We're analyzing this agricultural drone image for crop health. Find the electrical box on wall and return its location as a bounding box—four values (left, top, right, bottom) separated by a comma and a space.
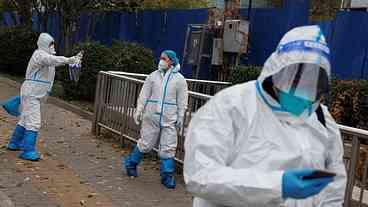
350, 0, 368, 8
185, 31, 202, 65
211, 38, 223, 65
223, 20, 249, 53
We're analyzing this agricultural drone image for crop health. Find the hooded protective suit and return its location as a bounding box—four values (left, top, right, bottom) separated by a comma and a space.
124, 53, 188, 189
7, 33, 79, 161
184, 25, 347, 207
136, 63, 188, 158
18, 33, 78, 131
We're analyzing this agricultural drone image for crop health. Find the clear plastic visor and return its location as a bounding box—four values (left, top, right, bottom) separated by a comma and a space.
272, 63, 329, 102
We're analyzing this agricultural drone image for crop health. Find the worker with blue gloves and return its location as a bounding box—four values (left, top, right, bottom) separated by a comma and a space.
184, 25, 347, 206
124, 50, 188, 189
2, 33, 81, 161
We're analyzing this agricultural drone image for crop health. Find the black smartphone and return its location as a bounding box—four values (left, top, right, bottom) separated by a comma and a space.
303, 170, 336, 180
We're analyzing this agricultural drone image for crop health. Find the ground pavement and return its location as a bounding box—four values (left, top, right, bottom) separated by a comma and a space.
0, 75, 192, 207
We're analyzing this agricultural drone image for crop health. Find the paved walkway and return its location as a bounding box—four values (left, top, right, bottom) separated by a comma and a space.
0, 75, 192, 207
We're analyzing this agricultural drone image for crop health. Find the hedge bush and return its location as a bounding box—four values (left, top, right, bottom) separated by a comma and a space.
110, 40, 155, 74
0, 26, 39, 75
330, 79, 368, 130
230, 65, 262, 85
59, 40, 156, 101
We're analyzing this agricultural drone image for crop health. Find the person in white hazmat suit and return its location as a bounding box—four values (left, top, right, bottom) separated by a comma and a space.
124, 50, 188, 189
184, 25, 347, 207
6, 33, 82, 161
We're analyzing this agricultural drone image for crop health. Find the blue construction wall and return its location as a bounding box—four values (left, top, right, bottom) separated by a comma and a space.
1, 0, 368, 79
35, 9, 208, 78
1, 12, 19, 27
1, 3, 309, 79
247, 0, 310, 65
316, 11, 368, 79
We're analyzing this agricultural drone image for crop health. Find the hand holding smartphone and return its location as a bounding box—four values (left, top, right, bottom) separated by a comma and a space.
303, 170, 336, 180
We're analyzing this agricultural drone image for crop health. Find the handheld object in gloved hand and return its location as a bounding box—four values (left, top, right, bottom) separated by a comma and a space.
282, 169, 334, 199
302, 170, 336, 180
68, 50, 84, 83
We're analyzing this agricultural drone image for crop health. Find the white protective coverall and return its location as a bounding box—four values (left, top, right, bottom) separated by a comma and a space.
184, 25, 347, 207
136, 64, 188, 158
18, 33, 78, 131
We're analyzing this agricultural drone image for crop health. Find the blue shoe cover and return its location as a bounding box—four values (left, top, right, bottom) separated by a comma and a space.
20, 151, 40, 161
1, 96, 21, 117
19, 130, 40, 161
160, 158, 176, 189
7, 124, 25, 151
124, 146, 143, 177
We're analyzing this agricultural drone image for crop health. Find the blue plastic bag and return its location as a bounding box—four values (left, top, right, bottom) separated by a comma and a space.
68, 52, 83, 83
68, 63, 82, 83
1, 96, 21, 117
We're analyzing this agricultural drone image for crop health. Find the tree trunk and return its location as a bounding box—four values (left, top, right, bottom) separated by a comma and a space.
15, 0, 32, 25
64, 28, 72, 55
62, 22, 73, 56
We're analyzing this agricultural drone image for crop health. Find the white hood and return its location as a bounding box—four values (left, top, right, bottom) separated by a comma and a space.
256, 25, 331, 122
37, 33, 55, 54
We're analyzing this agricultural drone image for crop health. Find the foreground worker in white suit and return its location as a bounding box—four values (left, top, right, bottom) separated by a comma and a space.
3, 33, 82, 161
184, 25, 347, 206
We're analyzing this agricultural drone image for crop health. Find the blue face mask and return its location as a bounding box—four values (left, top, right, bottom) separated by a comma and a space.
278, 90, 313, 117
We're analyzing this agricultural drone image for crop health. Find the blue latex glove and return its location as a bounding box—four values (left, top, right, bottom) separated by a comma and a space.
282, 169, 333, 199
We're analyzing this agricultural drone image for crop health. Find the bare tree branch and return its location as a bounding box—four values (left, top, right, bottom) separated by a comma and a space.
9, 0, 18, 9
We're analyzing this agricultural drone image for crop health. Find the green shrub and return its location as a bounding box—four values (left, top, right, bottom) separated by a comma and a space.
110, 40, 155, 74
59, 40, 156, 101
330, 79, 368, 130
0, 26, 38, 76
231, 65, 262, 85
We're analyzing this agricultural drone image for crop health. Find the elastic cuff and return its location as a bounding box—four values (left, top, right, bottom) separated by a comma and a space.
271, 170, 285, 201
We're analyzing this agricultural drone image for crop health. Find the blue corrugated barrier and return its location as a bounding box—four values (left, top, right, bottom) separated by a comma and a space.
1, 0, 368, 79
0, 6, 308, 78
328, 11, 368, 79
247, 0, 309, 66
315, 11, 368, 79
2, 12, 18, 26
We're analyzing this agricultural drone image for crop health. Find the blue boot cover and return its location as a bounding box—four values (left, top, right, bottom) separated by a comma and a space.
160, 158, 176, 189
124, 146, 143, 177
7, 124, 25, 151
1, 96, 21, 117
19, 130, 40, 161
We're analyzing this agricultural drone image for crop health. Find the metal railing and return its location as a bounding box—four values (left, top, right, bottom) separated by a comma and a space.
92, 71, 368, 206
340, 125, 368, 207
92, 71, 212, 164
108, 71, 231, 96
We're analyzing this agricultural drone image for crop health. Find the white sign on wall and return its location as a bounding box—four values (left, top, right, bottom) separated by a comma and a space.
351, 0, 368, 8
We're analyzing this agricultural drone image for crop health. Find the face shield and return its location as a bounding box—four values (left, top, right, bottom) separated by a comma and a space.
272, 63, 329, 116
273, 63, 329, 102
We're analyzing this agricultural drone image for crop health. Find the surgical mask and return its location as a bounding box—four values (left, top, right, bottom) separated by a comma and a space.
158, 60, 169, 71
278, 90, 313, 117
49, 45, 56, 55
